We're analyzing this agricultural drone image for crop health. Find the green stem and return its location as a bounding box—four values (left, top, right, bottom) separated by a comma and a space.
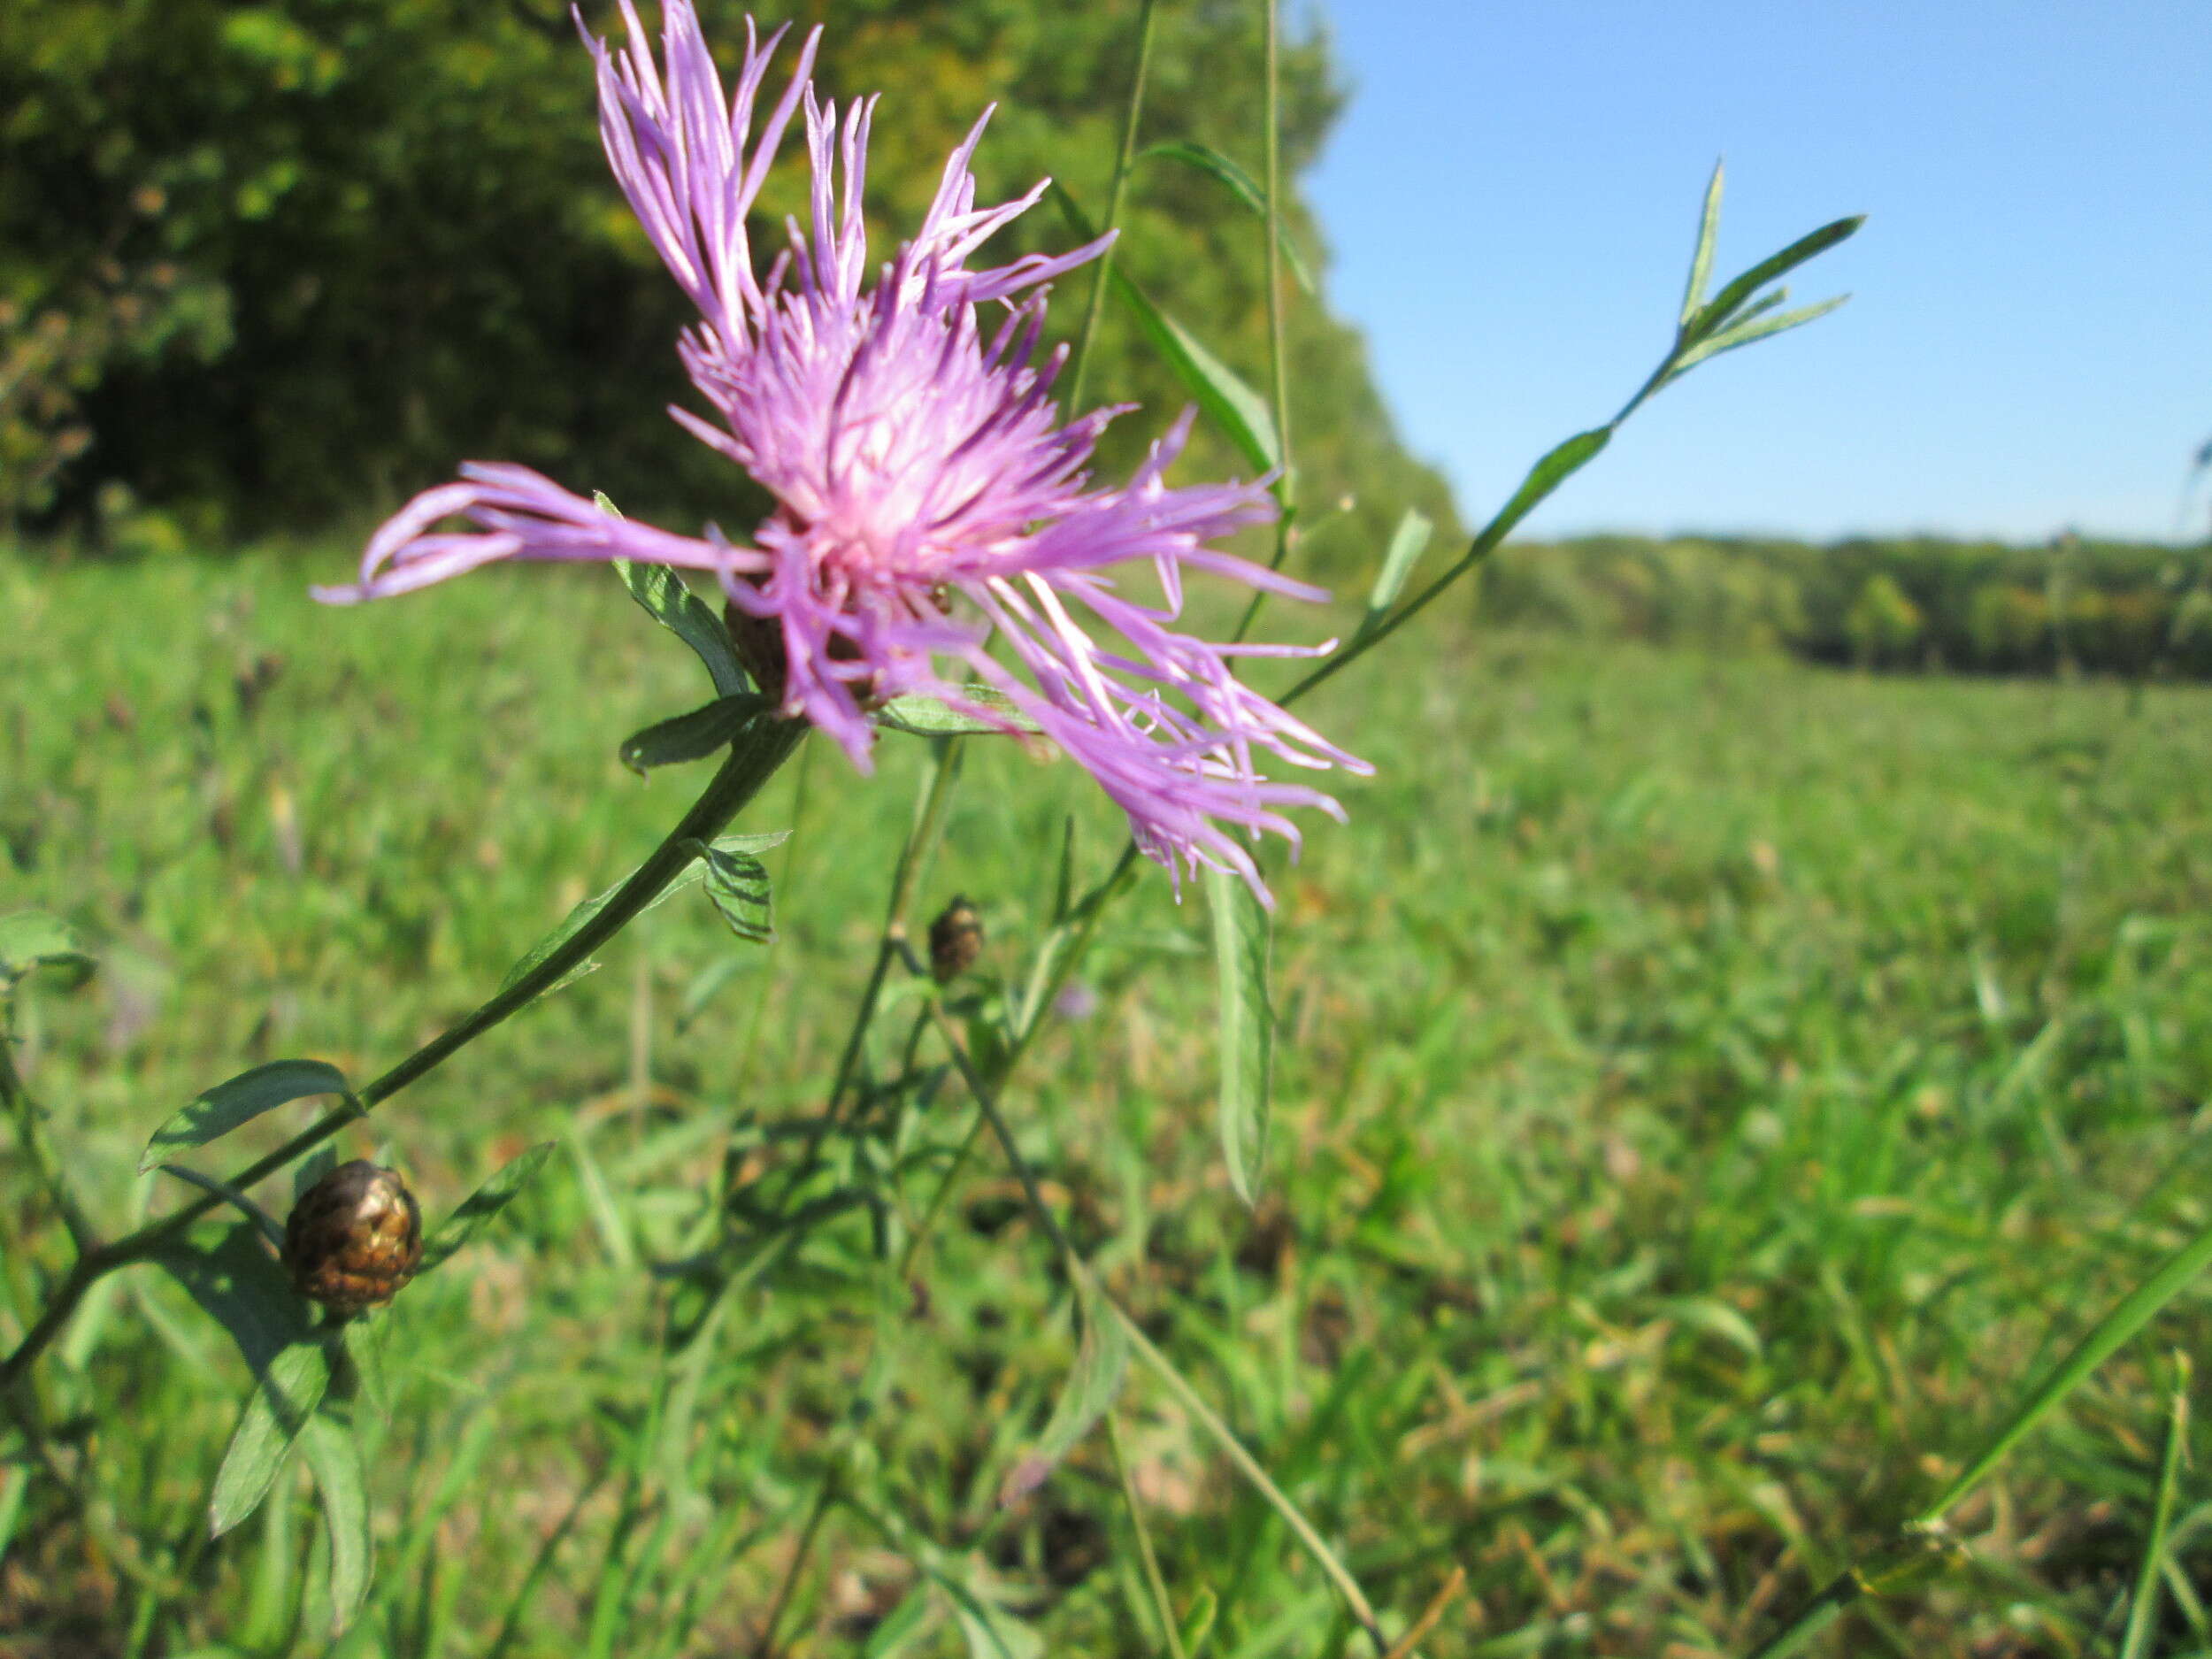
920, 998, 1389, 1655
1234, 0, 1296, 645
2119, 1351, 2191, 1659
1109, 1409, 1189, 1659
755, 1473, 836, 1659
0, 1017, 100, 1255
786, 735, 965, 1204
1064, 0, 1161, 417
0, 718, 804, 1391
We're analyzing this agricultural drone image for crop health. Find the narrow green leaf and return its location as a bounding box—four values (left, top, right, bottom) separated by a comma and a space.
1659, 1295, 1764, 1361
0, 1469, 28, 1563
1136, 140, 1317, 294
211, 1339, 333, 1537
1713, 283, 1792, 334
1678, 159, 1724, 328
156, 1164, 287, 1252
2119, 1352, 2190, 1659
611, 557, 751, 700
618, 694, 770, 776
159, 1225, 339, 1539
293, 1144, 338, 1201
1672, 293, 1851, 376
1281, 428, 1612, 706
238, 1454, 297, 1649
0, 911, 95, 991
998, 1287, 1133, 1504
340, 1316, 390, 1423
1361, 507, 1433, 629
1693, 214, 1863, 340
876, 687, 1043, 738
142, 1059, 354, 1172
567, 1132, 634, 1270
1178, 1585, 1219, 1658
1917, 1208, 2212, 1523
682, 839, 776, 944
1053, 186, 1279, 473
418, 1141, 558, 1272
859, 1586, 934, 1658
949, 1591, 1042, 1659
1205, 866, 1273, 1207
1116, 278, 1279, 474
674, 954, 757, 1034
300, 1404, 372, 1632
1478, 427, 1612, 552
495, 830, 789, 1001
1050, 815, 1078, 925
156, 1224, 317, 1377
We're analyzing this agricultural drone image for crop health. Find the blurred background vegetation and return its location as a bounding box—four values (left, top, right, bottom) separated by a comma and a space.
1485, 534, 2212, 679
0, 0, 1460, 562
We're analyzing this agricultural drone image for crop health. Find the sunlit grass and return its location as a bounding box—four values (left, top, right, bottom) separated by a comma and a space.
5, 546, 2210, 1655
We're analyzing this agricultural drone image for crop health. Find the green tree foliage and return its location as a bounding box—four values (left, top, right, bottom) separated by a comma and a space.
1482, 533, 2212, 679
1, 0, 1459, 563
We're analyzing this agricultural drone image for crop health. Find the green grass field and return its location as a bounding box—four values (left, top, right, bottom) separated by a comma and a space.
5, 547, 2212, 1657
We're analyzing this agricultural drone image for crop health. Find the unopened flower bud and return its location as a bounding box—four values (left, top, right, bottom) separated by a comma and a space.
928, 896, 983, 983
283, 1161, 422, 1316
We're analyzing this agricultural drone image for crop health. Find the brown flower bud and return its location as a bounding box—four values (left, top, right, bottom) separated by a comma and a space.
928, 896, 983, 983
283, 1161, 422, 1316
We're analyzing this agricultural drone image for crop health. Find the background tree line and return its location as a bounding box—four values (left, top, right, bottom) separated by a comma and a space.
1482, 532, 2212, 679
0, 0, 1461, 562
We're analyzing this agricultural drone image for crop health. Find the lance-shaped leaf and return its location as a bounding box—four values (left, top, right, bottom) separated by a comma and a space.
1691, 213, 1864, 342
142, 1059, 356, 1173
1360, 507, 1433, 634
1053, 186, 1279, 475
155, 1226, 328, 1536
157, 1164, 287, 1251
876, 687, 1043, 738
1137, 139, 1317, 294
618, 693, 772, 776
601, 491, 751, 699
0, 911, 95, 992
1205, 866, 1274, 1207
417, 1141, 557, 1272
210, 1338, 333, 1536
301, 1402, 372, 1632
998, 1282, 1132, 1505
1678, 159, 1726, 327
340, 1315, 391, 1424
687, 840, 776, 944
496, 830, 793, 1000
1671, 293, 1851, 378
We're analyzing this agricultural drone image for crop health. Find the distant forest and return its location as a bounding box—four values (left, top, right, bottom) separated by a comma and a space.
0, 0, 1460, 557
1484, 534, 2212, 679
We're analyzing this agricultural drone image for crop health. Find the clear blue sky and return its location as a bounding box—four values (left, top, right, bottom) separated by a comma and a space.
1304, 1, 2212, 542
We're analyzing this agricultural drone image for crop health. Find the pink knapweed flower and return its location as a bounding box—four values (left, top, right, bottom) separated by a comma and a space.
318, 0, 1366, 899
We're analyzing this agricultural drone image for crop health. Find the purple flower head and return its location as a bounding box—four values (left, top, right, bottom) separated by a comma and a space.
318, 0, 1368, 900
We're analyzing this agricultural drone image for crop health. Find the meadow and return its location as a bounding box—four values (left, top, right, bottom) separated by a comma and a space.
4, 545, 2212, 1656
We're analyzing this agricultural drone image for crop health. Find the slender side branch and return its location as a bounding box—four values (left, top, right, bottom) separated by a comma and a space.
1234, 0, 1297, 644
1108, 1409, 1189, 1659
919, 997, 1392, 1656
0, 718, 804, 1389
0, 1022, 101, 1256
1064, 0, 1161, 415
